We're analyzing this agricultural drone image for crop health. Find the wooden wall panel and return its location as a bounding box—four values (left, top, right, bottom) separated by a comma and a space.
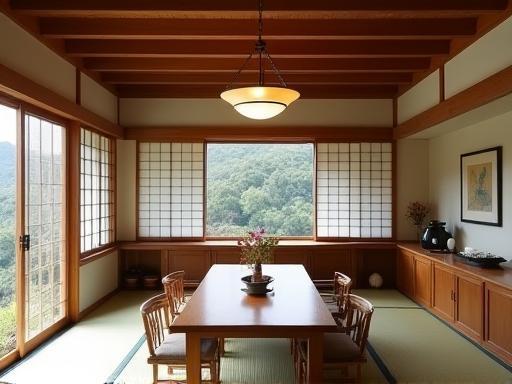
168, 249, 211, 284
356, 249, 396, 289
310, 249, 353, 281
211, 248, 240, 265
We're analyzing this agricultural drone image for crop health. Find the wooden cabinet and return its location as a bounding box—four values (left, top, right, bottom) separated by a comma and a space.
484, 283, 512, 362
432, 263, 455, 322
432, 264, 484, 340
396, 248, 414, 298
167, 249, 211, 285
455, 272, 483, 341
310, 249, 352, 281
413, 255, 432, 307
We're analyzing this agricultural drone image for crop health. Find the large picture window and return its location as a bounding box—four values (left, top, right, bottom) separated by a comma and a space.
207, 143, 314, 237
80, 128, 115, 253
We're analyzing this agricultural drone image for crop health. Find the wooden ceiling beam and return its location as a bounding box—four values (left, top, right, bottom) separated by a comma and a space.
10, 0, 508, 18
66, 39, 450, 58
116, 84, 398, 99
40, 18, 477, 40
84, 57, 432, 73
101, 72, 413, 85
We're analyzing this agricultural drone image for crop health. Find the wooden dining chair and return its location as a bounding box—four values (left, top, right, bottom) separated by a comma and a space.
140, 293, 220, 384
163, 271, 226, 356
292, 272, 352, 359
297, 294, 374, 383
162, 270, 187, 316
331, 272, 353, 329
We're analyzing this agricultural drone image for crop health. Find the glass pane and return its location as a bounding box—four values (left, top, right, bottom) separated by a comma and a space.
25, 114, 66, 341
206, 143, 314, 237
0, 104, 17, 358
80, 128, 113, 252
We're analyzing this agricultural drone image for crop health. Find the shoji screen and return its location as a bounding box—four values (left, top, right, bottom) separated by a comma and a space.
316, 142, 393, 239
80, 128, 115, 253
138, 142, 204, 238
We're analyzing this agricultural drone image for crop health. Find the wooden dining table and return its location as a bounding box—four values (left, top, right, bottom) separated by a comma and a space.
171, 264, 338, 383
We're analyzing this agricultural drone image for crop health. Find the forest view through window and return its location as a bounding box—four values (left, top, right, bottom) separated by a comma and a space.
207, 143, 314, 237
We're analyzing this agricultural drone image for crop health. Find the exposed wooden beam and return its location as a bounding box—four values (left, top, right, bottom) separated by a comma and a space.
84, 57, 431, 73
0, 63, 123, 137
116, 84, 398, 99
124, 126, 394, 142
102, 72, 413, 85
394, 65, 512, 139
66, 39, 450, 58
11, 0, 508, 18
40, 18, 477, 40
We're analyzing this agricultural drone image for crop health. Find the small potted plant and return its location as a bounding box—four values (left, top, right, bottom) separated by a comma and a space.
238, 228, 278, 287
405, 201, 430, 242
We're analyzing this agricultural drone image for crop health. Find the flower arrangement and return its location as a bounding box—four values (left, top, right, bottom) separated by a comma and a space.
405, 201, 430, 226
238, 228, 278, 282
405, 201, 430, 241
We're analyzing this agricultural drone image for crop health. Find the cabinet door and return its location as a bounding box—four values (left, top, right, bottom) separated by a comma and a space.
168, 249, 211, 285
484, 283, 512, 364
455, 273, 483, 341
414, 256, 432, 307
396, 249, 414, 298
432, 263, 455, 322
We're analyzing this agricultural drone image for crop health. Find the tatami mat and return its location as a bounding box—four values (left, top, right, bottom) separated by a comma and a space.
369, 307, 512, 383
0, 290, 155, 384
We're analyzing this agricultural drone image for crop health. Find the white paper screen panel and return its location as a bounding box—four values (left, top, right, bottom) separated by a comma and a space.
80, 128, 115, 252
138, 142, 204, 238
317, 142, 392, 238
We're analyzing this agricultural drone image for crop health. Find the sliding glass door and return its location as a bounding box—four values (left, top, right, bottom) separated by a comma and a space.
24, 114, 66, 342
0, 104, 18, 362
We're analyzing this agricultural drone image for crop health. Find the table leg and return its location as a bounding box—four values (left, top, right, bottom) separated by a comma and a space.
308, 333, 323, 383
186, 332, 201, 384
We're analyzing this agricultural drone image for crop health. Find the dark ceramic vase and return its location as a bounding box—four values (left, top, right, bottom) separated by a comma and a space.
421, 220, 452, 250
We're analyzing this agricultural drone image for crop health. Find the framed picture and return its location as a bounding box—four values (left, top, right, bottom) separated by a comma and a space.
460, 146, 502, 226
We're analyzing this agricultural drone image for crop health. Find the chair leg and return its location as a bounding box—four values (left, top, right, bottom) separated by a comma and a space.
152, 364, 158, 384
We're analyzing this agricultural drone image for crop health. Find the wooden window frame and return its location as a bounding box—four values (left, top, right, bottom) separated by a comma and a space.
79, 126, 116, 259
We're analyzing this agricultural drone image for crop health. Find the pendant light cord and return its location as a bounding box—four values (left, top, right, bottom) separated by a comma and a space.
224, 0, 287, 90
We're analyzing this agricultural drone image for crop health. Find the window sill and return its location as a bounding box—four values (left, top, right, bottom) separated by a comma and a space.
80, 244, 119, 266
119, 239, 396, 250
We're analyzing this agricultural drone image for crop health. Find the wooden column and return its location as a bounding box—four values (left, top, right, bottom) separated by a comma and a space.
67, 121, 81, 322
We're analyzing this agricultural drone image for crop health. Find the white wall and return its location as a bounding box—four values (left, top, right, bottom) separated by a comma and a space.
117, 140, 137, 241
429, 109, 512, 259
79, 251, 119, 312
0, 13, 75, 101
398, 70, 439, 124
80, 73, 118, 123
445, 16, 512, 99
120, 98, 393, 127
396, 139, 430, 240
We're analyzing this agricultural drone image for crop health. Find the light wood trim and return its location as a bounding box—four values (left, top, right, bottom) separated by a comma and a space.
394, 64, 512, 139
0, 349, 20, 372
126, 126, 393, 141
79, 244, 119, 266
0, 63, 123, 138
67, 121, 80, 322
16, 104, 26, 357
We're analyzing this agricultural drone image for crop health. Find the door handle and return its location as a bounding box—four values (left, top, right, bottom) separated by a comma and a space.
19, 234, 30, 251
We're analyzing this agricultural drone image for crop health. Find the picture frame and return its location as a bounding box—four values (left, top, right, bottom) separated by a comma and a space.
460, 146, 502, 226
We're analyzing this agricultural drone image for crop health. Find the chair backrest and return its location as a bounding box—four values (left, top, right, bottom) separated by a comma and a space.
334, 272, 353, 316
140, 293, 171, 356
162, 270, 186, 317
345, 294, 374, 355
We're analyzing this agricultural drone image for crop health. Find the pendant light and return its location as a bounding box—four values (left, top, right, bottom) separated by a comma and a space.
220, 0, 300, 120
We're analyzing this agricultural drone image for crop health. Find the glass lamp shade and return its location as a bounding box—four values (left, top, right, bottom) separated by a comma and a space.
220, 86, 300, 120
